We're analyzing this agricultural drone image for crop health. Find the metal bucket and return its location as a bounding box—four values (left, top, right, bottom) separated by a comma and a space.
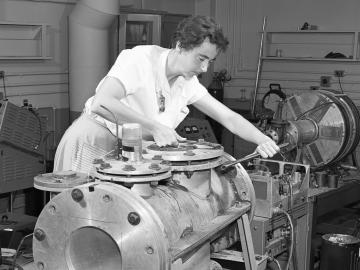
320, 233, 360, 270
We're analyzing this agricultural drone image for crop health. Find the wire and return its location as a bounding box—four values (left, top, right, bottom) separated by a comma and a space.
1, 260, 24, 270
338, 76, 344, 94
29, 109, 43, 152
273, 258, 282, 270
12, 232, 34, 270
272, 208, 294, 270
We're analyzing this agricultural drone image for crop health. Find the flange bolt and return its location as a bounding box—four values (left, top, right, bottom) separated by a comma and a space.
128, 212, 141, 226
34, 228, 46, 241
71, 188, 84, 202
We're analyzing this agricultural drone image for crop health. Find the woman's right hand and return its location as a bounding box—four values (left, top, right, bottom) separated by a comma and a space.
150, 123, 186, 147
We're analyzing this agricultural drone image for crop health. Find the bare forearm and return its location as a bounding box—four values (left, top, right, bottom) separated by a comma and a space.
91, 96, 157, 134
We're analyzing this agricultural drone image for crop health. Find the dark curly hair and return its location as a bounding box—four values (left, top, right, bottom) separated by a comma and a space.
172, 15, 229, 52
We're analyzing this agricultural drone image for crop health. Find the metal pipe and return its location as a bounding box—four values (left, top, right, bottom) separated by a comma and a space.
69, 0, 120, 122
251, 16, 267, 118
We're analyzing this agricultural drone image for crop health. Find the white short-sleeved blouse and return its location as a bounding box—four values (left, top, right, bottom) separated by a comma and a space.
84, 45, 208, 136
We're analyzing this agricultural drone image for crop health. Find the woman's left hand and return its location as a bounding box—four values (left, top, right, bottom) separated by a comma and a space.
256, 139, 280, 158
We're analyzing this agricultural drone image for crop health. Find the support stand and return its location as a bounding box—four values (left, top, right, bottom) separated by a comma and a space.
211, 214, 267, 270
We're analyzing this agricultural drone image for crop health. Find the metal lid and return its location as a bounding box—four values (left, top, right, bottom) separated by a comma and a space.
142, 140, 224, 162
94, 157, 172, 183
34, 171, 93, 192
322, 233, 360, 246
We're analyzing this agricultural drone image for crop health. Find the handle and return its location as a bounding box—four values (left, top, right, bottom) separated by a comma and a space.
219, 142, 289, 173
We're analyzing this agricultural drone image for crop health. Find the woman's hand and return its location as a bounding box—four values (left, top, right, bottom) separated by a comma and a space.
150, 123, 186, 147
256, 139, 280, 158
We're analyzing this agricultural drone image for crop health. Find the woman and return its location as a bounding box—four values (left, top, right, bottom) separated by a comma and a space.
54, 15, 279, 173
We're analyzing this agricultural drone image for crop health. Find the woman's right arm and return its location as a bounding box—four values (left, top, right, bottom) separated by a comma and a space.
90, 76, 181, 146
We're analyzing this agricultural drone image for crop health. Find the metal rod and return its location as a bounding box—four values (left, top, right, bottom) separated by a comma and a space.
220, 142, 288, 173
251, 16, 267, 117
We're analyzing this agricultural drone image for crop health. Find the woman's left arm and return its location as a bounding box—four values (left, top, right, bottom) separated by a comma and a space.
193, 93, 279, 157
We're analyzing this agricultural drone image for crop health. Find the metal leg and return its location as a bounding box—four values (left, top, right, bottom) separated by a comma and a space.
238, 214, 257, 270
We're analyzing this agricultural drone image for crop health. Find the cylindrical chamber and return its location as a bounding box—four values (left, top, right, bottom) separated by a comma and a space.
33, 160, 252, 270
286, 119, 318, 146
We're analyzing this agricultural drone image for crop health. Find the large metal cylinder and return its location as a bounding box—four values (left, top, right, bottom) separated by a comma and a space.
33, 141, 255, 270
281, 89, 360, 169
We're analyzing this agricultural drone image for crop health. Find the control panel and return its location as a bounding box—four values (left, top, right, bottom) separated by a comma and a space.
176, 117, 217, 143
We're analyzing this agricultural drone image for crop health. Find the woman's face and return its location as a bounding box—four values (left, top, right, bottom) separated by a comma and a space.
177, 38, 219, 79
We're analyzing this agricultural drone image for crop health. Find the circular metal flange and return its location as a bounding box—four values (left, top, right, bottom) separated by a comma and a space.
281, 90, 358, 169
33, 182, 170, 270
165, 156, 226, 172
220, 153, 256, 221
142, 140, 224, 162
318, 89, 360, 164
34, 171, 93, 192
94, 157, 172, 183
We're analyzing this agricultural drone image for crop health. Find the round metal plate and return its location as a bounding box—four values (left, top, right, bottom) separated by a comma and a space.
34, 171, 93, 192
33, 182, 170, 270
94, 170, 172, 183
281, 90, 358, 169
142, 140, 224, 162
94, 157, 172, 183
166, 157, 225, 172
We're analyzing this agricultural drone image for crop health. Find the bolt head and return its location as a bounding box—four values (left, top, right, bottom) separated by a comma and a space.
128, 212, 141, 225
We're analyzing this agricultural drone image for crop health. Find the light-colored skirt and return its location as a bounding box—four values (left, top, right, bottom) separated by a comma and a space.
53, 114, 117, 174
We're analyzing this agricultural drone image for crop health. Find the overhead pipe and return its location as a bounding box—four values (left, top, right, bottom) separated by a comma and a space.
69, 0, 120, 121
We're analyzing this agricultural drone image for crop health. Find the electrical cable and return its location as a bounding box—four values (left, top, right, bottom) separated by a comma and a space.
287, 172, 300, 270
338, 76, 344, 94
11, 232, 33, 270
273, 257, 282, 270
29, 109, 43, 153
1, 259, 24, 270
272, 207, 294, 270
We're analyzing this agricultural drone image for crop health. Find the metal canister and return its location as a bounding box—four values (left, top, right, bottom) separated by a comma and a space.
122, 123, 142, 162
320, 234, 360, 270
327, 174, 339, 188
315, 171, 328, 187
